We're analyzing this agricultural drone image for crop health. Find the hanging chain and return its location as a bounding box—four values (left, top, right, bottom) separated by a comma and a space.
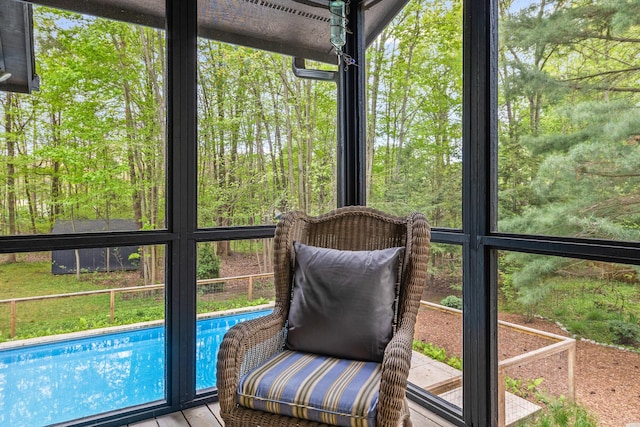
341, 53, 357, 70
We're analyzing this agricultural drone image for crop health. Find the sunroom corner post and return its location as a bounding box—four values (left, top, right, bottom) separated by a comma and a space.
166, 0, 198, 407
337, 0, 366, 208
462, 0, 500, 425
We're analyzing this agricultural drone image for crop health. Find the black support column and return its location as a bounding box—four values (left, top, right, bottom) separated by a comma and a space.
462, 0, 499, 425
167, 0, 198, 406
337, 0, 366, 207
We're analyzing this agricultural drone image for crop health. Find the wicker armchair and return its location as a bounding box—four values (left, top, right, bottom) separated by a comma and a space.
217, 206, 430, 427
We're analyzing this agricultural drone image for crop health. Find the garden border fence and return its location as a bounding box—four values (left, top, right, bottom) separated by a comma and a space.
420, 301, 576, 427
0, 272, 274, 338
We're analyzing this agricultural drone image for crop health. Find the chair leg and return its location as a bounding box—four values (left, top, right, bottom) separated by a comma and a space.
401, 398, 413, 427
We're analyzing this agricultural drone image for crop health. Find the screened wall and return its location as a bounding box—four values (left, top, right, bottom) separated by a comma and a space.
0, 0, 638, 426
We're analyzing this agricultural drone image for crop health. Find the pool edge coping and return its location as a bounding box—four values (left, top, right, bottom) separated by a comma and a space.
0, 301, 275, 351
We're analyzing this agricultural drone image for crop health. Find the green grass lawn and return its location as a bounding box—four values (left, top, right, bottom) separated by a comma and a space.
505, 277, 640, 347
6, 257, 637, 348
0, 259, 268, 343
0, 260, 107, 298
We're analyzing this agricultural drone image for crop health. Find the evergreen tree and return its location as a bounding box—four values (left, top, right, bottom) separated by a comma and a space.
498, 0, 640, 311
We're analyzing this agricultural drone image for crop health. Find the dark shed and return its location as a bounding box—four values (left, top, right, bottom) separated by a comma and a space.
51, 220, 140, 275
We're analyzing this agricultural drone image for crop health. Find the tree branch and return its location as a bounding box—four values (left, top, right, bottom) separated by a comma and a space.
582, 170, 640, 178
567, 83, 640, 93
579, 33, 640, 43
561, 67, 640, 82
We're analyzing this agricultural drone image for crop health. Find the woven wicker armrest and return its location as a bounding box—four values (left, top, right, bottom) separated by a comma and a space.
377, 325, 415, 427
217, 311, 286, 413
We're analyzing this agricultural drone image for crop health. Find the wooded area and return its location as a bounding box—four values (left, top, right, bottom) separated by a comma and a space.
0, 0, 638, 278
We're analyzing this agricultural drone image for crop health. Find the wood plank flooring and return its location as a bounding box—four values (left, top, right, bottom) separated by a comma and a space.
125, 400, 455, 427
123, 353, 543, 426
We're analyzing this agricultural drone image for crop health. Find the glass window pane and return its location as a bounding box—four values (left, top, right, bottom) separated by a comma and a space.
367, 0, 463, 228
196, 37, 338, 227
0, 4, 167, 236
413, 243, 463, 412
497, 251, 640, 425
0, 245, 166, 425
497, 0, 640, 240
195, 239, 274, 392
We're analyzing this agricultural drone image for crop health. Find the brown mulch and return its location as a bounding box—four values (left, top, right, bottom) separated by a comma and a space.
414, 306, 640, 426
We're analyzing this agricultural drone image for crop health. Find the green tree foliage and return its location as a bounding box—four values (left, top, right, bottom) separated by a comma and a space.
499, 0, 640, 235
0, 9, 166, 240
196, 43, 337, 236
367, 0, 463, 228
504, 100, 640, 241
1, 1, 637, 311
0, 2, 466, 242
497, 0, 640, 312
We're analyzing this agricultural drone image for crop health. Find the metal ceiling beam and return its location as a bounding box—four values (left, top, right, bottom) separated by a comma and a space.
291, 0, 329, 8
0, 0, 409, 95
23, 0, 407, 64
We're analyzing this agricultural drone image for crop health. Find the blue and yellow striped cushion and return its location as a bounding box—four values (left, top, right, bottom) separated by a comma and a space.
237, 350, 381, 427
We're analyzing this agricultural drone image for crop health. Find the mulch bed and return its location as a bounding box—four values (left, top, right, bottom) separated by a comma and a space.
414, 306, 640, 426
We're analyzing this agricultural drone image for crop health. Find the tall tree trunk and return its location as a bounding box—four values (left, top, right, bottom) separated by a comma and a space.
366, 33, 387, 199
282, 81, 296, 209
4, 94, 17, 262
393, 10, 419, 180
383, 50, 397, 187
140, 28, 166, 281
212, 51, 231, 256
295, 85, 306, 212
304, 81, 313, 212
258, 96, 281, 210
26, 112, 39, 234
24, 175, 37, 234
112, 33, 143, 229
49, 110, 62, 232
266, 75, 288, 211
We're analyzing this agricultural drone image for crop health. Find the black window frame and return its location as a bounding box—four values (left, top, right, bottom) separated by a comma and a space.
1, 0, 640, 426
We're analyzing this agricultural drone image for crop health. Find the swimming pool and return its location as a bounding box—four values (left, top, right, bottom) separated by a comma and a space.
0, 309, 271, 426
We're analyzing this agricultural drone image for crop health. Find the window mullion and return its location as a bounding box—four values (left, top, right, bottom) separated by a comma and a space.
166, 0, 198, 407
462, 0, 499, 425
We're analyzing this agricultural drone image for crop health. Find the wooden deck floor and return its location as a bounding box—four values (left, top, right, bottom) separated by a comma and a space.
125, 399, 456, 427
124, 352, 539, 426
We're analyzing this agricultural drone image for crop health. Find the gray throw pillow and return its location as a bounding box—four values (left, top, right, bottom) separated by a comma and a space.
286, 242, 404, 362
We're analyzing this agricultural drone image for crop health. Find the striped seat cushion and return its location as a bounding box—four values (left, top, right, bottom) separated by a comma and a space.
237, 350, 381, 427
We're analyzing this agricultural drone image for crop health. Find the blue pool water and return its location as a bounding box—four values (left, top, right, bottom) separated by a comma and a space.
0, 309, 270, 426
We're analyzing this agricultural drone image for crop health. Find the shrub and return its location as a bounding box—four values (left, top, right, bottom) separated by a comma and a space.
498, 268, 517, 308
197, 243, 224, 293
517, 397, 598, 427
412, 340, 462, 370
440, 295, 463, 310
585, 309, 606, 321
505, 376, 545, 401
566, 320, 588, 337
517, 285, 550, 323
608, 319, 640, 345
